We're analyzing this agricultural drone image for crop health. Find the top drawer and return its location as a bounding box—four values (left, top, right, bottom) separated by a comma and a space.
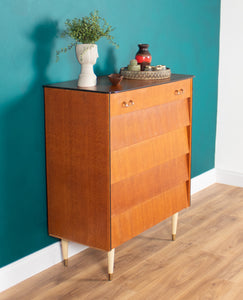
110, 79, 191, 116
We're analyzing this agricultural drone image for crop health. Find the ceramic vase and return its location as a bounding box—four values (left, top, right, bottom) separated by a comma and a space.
135, 44, 152, 71
76, 44, 98, 87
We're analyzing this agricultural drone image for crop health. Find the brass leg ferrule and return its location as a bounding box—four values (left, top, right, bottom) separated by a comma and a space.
64, 259, 68, 267
108, 274, 113, 281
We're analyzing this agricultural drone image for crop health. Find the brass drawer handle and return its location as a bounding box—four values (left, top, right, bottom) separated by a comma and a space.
122, 100, 134, 108
174, 89, 184, 95
122, 101, 129, 108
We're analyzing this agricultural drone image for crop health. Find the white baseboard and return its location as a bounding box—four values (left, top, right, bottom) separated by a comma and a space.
0, 168, 217, 293
0, 241, 87, 293
191, 168, 216, 194
216, 169, 243, 187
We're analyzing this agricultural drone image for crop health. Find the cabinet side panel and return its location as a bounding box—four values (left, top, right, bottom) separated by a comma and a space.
44, 88, 110, 251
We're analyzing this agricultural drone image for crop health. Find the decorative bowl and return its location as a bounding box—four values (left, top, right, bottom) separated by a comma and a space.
120, 67, 171, 80
108, 73, 123, 86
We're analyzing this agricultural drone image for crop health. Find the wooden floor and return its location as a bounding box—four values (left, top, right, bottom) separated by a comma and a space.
1, 184, 243, 300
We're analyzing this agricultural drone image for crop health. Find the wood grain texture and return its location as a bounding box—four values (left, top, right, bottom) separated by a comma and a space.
43, 76, 193, 280
111, 182, 189, 248
110, 79, 191, 116
186, 78, 193, 201
111, 98, 190, 151
111, 154, 189, 216
44, 88, 111, 251
111, 126, 190, 184
2, 184, 241, 300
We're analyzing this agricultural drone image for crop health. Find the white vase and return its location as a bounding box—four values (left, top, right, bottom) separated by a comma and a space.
75, 44, 98, 87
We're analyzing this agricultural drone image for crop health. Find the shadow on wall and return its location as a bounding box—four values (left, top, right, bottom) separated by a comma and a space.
95, 46, 118, 76
0, 20, 58, 267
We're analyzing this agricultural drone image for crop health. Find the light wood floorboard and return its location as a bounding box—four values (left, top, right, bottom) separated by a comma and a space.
0, 183, 242, 300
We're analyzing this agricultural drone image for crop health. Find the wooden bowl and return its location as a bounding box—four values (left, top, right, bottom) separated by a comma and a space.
108, 73, 123, 86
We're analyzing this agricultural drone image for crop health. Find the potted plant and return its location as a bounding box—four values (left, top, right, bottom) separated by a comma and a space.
56, 10, 118, 87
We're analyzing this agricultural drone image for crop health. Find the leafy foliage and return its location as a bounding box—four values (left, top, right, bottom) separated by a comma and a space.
56, 10, 118, 62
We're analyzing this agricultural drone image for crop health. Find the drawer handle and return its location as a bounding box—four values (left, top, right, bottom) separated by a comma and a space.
122, 100, 134, 108
174, 89, 184, 95
122, 101, 129, 108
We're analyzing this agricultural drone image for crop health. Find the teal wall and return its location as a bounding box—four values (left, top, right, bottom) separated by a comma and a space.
0, 0, 220, 268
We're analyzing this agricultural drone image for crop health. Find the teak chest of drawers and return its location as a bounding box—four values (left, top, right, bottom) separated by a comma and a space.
44, 74, 193, 280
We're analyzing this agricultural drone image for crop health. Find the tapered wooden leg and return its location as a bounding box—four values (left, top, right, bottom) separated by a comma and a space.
61, 239, 68, 266
107, 248, 115, 281
172, 212, 178, 241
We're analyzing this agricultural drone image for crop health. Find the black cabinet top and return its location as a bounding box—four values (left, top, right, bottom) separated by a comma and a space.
44, 74, 194, 94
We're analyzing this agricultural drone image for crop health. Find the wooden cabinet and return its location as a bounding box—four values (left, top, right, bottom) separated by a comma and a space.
44, 74, 193, 280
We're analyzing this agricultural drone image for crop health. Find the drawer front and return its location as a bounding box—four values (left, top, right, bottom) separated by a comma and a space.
111, 126, 189, 184
110, 79, 191, 116
110, 78, 192, 249
111, 154, 189, 216
111, 182, 189, 248
111, 98, 190, 151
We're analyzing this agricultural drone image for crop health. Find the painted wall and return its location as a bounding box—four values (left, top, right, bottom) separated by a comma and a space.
216, 0, 243, 175
0, 0, 221, 268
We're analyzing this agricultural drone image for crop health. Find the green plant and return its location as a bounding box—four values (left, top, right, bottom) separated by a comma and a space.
56, 10, 118, 62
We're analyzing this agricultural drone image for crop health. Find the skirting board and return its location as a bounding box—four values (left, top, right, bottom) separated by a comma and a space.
216, 169, 243, 188
191, 168, 216, 194
0, 168, 216, 293
0, 242, 87, 293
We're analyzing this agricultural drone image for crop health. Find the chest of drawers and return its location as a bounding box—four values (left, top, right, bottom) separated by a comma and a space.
44, 74, 193, 280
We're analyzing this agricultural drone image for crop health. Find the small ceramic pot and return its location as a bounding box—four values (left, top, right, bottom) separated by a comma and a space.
108, 73, 123, 86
